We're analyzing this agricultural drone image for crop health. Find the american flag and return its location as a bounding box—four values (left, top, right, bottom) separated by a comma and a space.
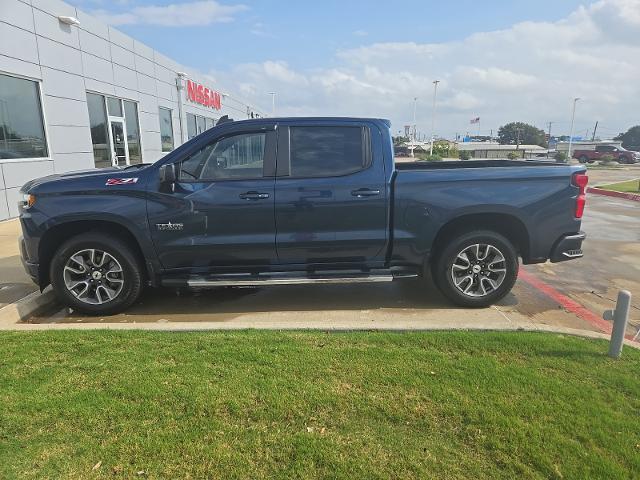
470, 117, 480, 124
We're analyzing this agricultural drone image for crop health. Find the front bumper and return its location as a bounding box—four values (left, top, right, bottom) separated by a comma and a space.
550, 231, 586, 263
19, 235, 39, 285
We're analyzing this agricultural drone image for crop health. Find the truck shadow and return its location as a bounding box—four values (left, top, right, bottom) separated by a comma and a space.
51, 277, 518, 323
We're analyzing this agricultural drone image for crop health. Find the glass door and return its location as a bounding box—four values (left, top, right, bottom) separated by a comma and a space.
109, 120, 129, 167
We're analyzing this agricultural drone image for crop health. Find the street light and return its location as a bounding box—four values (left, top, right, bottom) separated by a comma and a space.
567, 97, 580, 161
410, 97, 418, 158
268, 92, 276, 116
429, 80, 440, 156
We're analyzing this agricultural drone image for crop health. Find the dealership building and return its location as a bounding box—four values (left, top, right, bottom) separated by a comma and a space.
0, 0, 265, 221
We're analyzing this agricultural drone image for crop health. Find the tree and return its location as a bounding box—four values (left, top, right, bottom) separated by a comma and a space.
393, 136, 409, 147
497, 122, 546, 147
614, 126, 640, 149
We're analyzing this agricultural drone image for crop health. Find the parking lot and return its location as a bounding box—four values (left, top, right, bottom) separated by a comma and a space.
21, 165, 639, 338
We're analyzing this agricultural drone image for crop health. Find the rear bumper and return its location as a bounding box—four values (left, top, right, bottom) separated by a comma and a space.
550, 231, 586, 263
19, 235, 39, 284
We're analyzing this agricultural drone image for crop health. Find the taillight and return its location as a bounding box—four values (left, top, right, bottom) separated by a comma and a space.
572, 172, 588, 218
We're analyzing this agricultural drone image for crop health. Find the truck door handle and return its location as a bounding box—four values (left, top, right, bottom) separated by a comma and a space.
239, 191, 270, 200
351, 188, 381, 198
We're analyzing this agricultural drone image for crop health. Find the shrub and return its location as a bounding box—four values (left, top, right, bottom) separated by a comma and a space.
507, 152, 520, 160
554, 152, 568, 163
459, 150, 471, 160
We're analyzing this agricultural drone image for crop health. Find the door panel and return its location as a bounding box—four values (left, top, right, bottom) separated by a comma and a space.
274, 123, 388, 265
147, 129, 278, 271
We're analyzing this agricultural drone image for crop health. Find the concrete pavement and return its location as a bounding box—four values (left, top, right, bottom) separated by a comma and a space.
0, 219, 37, 309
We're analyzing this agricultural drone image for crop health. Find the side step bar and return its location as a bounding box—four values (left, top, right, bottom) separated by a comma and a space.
162, 270, 418, 288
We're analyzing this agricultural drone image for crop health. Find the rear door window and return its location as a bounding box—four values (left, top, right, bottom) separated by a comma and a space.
289, 126, 367, 178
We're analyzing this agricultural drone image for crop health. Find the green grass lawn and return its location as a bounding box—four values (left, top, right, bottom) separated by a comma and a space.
598, 179, 640, 193
1, 331, 639, 479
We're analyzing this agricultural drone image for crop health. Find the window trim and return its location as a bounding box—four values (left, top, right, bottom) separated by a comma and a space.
174, 129, 276, 183
276, 124, 373, 179
0, 70, 51, 163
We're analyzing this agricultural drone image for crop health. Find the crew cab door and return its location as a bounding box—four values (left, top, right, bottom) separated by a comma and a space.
274, 121, 388, 265
147, 125, 278, 270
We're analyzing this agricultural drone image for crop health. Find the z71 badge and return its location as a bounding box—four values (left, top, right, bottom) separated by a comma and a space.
106, 178, 138, 186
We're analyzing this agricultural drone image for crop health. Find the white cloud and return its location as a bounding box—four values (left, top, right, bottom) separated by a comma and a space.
211, 0, 640, 137
92, 0, 247, 27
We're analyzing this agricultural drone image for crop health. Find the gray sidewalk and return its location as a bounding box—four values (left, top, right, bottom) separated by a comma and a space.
0, 219, 37, 309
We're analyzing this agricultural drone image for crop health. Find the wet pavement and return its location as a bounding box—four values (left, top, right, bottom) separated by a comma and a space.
529, 193, 640, 333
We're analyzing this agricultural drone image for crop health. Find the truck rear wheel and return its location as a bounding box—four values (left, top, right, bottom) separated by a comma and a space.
50, 232, 143, 315
433, 230, 518, 308
578, 155, 589, 164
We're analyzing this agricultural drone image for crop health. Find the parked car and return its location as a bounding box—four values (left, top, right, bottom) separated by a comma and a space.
573, 145, 640, 164
18, 117, 588, 314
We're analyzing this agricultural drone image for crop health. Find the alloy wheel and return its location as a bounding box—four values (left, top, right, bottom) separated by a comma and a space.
450, 243, 507, 297
63, 249, 124, 305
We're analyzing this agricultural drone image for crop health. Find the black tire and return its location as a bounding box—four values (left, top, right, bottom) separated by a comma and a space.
432, 230, 518, 308
49, 232, 143, 315
579, 155, 589, 164
619, 155, 630, 165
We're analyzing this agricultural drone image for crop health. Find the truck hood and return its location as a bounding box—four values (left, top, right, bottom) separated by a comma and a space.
21, 166, 151, 193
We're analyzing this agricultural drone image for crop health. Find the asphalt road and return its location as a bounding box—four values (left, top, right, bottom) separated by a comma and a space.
26, 165, 640, 336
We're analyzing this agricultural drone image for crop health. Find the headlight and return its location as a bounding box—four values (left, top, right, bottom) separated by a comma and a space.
21, 193, 36, 209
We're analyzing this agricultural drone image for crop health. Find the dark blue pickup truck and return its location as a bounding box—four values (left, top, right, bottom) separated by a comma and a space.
18, 117, 588, 315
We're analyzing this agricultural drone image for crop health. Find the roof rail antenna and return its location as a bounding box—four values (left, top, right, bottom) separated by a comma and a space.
216, 115, 234, 126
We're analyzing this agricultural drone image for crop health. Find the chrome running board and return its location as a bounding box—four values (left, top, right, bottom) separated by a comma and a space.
161, 270, 418, 288
186, 275, 394, 287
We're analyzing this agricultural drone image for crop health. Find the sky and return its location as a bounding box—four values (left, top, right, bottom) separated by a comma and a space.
69, 0, 640, 140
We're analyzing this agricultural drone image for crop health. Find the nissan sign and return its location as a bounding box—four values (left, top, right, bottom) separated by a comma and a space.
186, 79, 222, 110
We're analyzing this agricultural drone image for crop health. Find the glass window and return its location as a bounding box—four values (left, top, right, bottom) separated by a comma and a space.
86, 93, 110, 168
159, 107, 174, 152
187, 113, 197, 139
205, 117, 214, 130
289, 126, 364, 178
178, 132, 265, 181
0, 73, 48, 159
123, 100, 141, 164
196, 115, 205, 135
107, 97, 122, 117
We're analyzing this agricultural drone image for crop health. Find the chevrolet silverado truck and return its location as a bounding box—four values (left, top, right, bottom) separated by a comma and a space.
19, 117, 588, 315
573, 144, 640, 164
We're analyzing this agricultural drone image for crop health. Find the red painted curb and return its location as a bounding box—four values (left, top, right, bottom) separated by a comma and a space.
518, 269, 614, 334
587, 187, 640, 202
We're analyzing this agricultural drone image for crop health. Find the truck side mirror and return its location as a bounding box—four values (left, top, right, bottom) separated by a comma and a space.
159, 163, 177, 184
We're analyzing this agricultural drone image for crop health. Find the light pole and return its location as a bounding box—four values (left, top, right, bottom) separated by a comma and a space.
411, 97, 417, 158
268, 92, 276, 116
567, 97, 580, 161
429, 80, 440, 156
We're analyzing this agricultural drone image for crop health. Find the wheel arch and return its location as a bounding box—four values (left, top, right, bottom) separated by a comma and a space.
38, 219, 152, 289
430, 213, 530, 265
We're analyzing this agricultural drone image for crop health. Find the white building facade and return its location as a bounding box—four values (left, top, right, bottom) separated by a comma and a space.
0, 0, 265, 220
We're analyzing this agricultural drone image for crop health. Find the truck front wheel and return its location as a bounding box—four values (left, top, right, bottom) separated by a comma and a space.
49, 233, 143, 315
433, 230, 518, 308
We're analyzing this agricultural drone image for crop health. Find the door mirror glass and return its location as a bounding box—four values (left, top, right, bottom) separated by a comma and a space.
159, 163, 177, 183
